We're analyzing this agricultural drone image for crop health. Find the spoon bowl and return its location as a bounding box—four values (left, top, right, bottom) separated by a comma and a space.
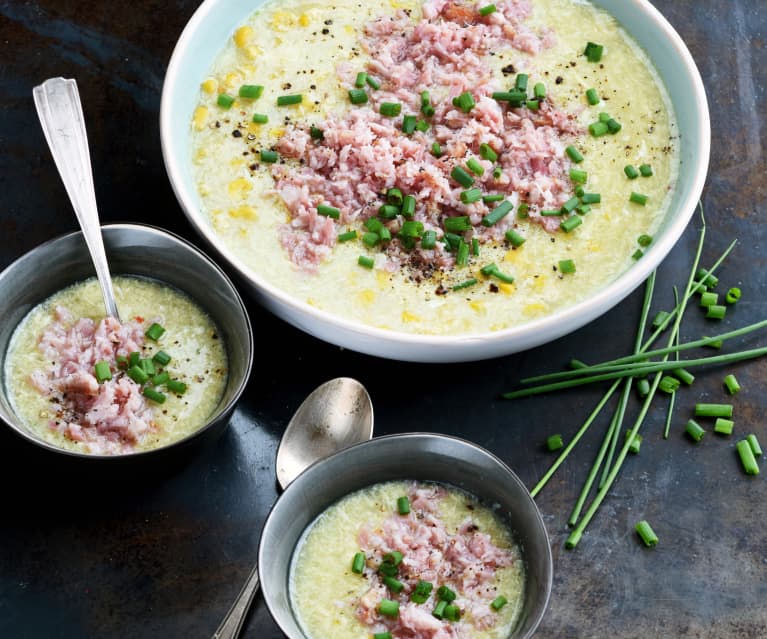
212, 377, 373, 639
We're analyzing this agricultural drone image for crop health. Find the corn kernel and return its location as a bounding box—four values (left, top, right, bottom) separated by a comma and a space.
376, 270, 390, 288
197, 183, 210, 197
503, 249, 518, 263
201, 78, 218, 94
498, 282, 515, 295
194, 148, 208, 162
269, 127, 286, 138
192, 106, 208, 131
224, 71, 242, 90
234, 25, 254, 48
229, 205, 258, 220
469, 301, 486, 314
359, 289, 376, 305
534, 276, 546, 292
344, 25, 355, 35
524, 303, 548, 316
401, 310, 421, 323
271, 11, 296, 30
243, 45, 262, 60
299, 13, 310, 26
228, 177, 253, 199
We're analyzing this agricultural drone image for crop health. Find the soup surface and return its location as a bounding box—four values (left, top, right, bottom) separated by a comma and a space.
191, 0, 677, 335
5, 276, 227, 454
291, 480, 525, 639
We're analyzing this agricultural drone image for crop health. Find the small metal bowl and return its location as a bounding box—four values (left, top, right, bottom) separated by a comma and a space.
259, 433, 552, 639
0, 223, 253, 461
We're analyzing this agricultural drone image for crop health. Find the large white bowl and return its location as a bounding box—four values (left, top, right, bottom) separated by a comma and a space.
160, 0, 709, 363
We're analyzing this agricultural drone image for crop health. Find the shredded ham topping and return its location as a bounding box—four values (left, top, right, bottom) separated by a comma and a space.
273, 0, 580, 272
354, 483, 515, 637
29, 306, 156, 454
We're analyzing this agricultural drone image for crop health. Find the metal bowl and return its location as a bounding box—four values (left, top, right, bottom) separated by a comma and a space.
0, 223, 253, 461
258, 433, 552, 639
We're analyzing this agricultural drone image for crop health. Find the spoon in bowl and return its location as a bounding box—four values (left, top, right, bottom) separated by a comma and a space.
33, 77, 120, 320
213, 377, 374, 639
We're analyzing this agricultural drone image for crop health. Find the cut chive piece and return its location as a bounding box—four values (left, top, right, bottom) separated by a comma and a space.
492, 90, 525, 106
338, 230, 357, 242
400, 220, 424, 238
366, 75, 381, 90
452, 278, 478, 291
695, 268, 719, 289
383, 576, 405, 593
383, 551, 403, 565
635, 520, 658, 547
706, 304, 727, 320
699, 291, 718, 306
374, 634, 392, 639
466, 158, 484, 176
348, 88, 368, 104
167, 379, 187, 395
136, 358, 154, 376
216, 93, 235, 109
696, 403, 733, 418
589, 121, 609, 137
540, 209, 564, 216
514, 73, 528, 92
482, 200, 513, 226
127, 365, 149, 385
526, 99, 539, 111
624, 165, 639, 179
534, 82, 546, 100
482, 193, 505, 203
152, 371, 170, 386
456, 240, 469, 266
479, 143, 498, 162
252, 113, 268, 124
310, 125, 324, 140
437, 585, 456, 602
128, 351, 141, 368
260, 149, 279, 163
493, 166, 503, 179
431, 141, 443, 157
432, 600, 448, 619
420, 91, 434, 117
358, 255, 374, 269
517, 203, 529, 218
380, 102, 402, 117
379, 204, 399, 219
379, 599, 400, 617
444, 604, 460, 621
471, 237, 479, 256
143, 387, 166, 404
638, 234, 653, 247
421, 230, 437, 250
351, 552, 365, 574
625, 431, 642, 454
723, 374, 741, 395
379, 228, 392, 242
630, 192, 649, 205
566, 145, 584, 163
238, 84, 264, 99
386, 187, 403, 206
317, 204, 340, 219
479, 3, 497, 15
585, 88, 600, 105
652, 311, 670, 330
415, 119, 430, 132
632, 249, 644, 262
378, 561, 397, 577
714, 418, 734, 436
558, 259, 576, 274
737, 439, 760, 475
480, 263, 514, 284
577, 204, 591, 215
451, 165, 475, 188
672, 368, 695, 385
277, 94, 302, 106
747, 434, 763, 457
362, 232, 380, 247
726, 287, 741, 304
491, 596, 508, 611
685, 419, 705, 442
354, 72, 367, 88
413, 580, 433, 597
639, 164, 653, 177
402, 114, 417, 134
560, 215, 582, 233
505, 229, 526, 247
460, 188, 483, 204
452, 91, 476, 113
444, 216, 472, 233
580, 192, 601, 204
561, 196, 580, 214
658, 375, 680, 394
397, 496, 410, 515
115, 355, 128, 370
94, 360, 112, 383
584, 41, 604, 62
364, 218, 384, 234
145, 323, 166, 341
636, 378, 650, 398
606, 118, 622, 134
569, 168, 588, 184
546, 434, 564, 451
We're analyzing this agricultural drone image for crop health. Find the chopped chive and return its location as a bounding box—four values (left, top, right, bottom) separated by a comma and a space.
431, 141, 443, 157
379, 227, 392, 242
379, 599, 399, 617
569, 168, 588, 184
400, 220, 424, 238
714, 418, 734, 436
638, 234, 653, 247
635, 520, 658, 547
94, 360, 112, 383
413, 580, 433, 598
479, 3, 497, 16
452, 278, 478, 291
726, 287, 741, 304
482, 193, 504, 203
460, 188, 483, 204
397, 496, 410, 515
490, 596, 508, 611
505, 229, 526, 247
624, 165, 639, 179
152, 371, 170, 386
128, 351, 141, 368
630, 192, 649, 205
492, 90, 525, 106
723, 374, 741, 395
145, 322, 166, 341
658, 375, 680, 394
216, 93, 235, 109
695, 268, 719, 289
383, 576, 404, 593
354, 72, 367, 88
380, 102, 402, 117
737, 439, 760, 475
534, 82, 546, 99
115, 355, 128, 370
540, 209, 564, 216
584, 41, 604, 62
585, 88, 600, 105
685, 419, 705, 442
526, 99, 539, 111
238, 84, 264, 99
348, 88, 368, 104
310, 125, 323, 140
378, 204, 399, 219
639, 164, 653, 177
699, 291, 718, 307
479, 143, 498, 162
252, 113, 268, 124
437, 585, 456, 602
560, 215, 582, 233
386, 187, 403, 206
374, 633, 392, 639
142, 387, 166, 404
358, 255, 374, 269
383, 552, 403, 565
415, 119, 430, 132
451, 166, 474, 187
600, 112, 612, 124
444, 604, 460, 621
166, 379, 187, 395
566, 145, 584, 163
140, 357, 155, 375
378, 561, 397, 577
546, 434, 564, 451
366, 75, 381, 90
625, 431, 642, 454
452, 91, 476, 113
337, 229, 358, 242
514, 73, 529, 92
517, 202, 529, 218
636, 378, 650, 398
632, 249, 644, 260
559, 259, 576, 274
351, 552, 365, 574
421, 230, 437, 249
696, 403, 734, 418
471, 237, 479, 256
260, 149, 279, 163
706, 304, 727, 320
277, 94, 302, 106
561, 196, 580, 214
652, 311, 670, 330
581, 192, 601, 204
364, 218, 384, 234
672, 368, 695, 385
317, 204, 340, 219
606, 118, 622, 134
493, 166, 503, 179
402, 114, 417, 134
444, 216, 472, 233
362, 232, 380, 247
466, 158, 484, 176
482, 200, 513, 226
456, 240, 469, 266
589, 121, 609, 137
432, 600, 448, 619
747, 434, 763, 457
577, 204, 591, 215
480, 262, 514, 283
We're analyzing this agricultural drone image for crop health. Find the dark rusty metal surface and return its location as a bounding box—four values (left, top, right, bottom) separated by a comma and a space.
0, 1, 765, 637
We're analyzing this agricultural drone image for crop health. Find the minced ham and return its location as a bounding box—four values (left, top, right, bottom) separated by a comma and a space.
354, 483, 514, 637
273, 0, 580, 271
29, 306, 156, 454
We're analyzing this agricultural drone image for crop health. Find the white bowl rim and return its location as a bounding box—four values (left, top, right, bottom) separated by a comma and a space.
160, 0, 711, 362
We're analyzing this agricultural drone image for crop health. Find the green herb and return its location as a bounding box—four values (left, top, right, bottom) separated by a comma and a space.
145, 322, 166, 341
238, 84, 264, 99
94, 360, 112, 384
635, 520, 658, 547
277, 94, 302, 106
546, 434, 564, 451
216, 93, 235, 109
252, 113, 268, 124
714, 418, 734, 436
737, 439, 760, 475
351, 552, 365, 574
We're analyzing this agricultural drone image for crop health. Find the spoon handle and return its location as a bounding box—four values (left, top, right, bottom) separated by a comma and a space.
211, 563, 261, 639
32, 77, 120, 320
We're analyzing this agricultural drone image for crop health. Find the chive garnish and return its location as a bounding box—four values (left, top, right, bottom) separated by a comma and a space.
167, 379, 187, 395
354, 72, 367, 88
479, 143, 498, 162
309, 125, 324, 140
351, 551, 365, 574
260, 149, 279, 163
460, 188, 483, 204
431, 141, 443, 157
397, 496, 410, 515
128, 351, 141, 368
466, 158, 484, 176
479, 3, 497, 16
421, 230, 437, 250
505, 229, 526, 247
585, 88, 599, 105
238, 84, 263, 99
726, 287, 741, 304
276, 94, 302, 106
714, 418, 734, 436
558, 259, 576, 274
695, 403, 733, 418
432, 600, 448, 619
366, 75, 381, 90
94, 360, 112, 384
145, 322, 165, 341
566, 145, 584, 163
560, 216, 582, 233
624, 165, 639, 179
348, 88, 368, 104
444, 216, 472, 233
639, 164, 653, 177
737, 439, 760, 475
546, 434, 564, 451
141, 357, 155, 376
589, 121, 609, 137
635, 520, 658, 547
251, 113, 268, 124
584, 41, 604, 62
452, 91, 475, 112
380, 102, 401, 117
383, 576, 404, 593
216, 93, 235, 109
630, 192, 649, 205
143, 387, 166, 404
452, 278, 478, 291
747, 434, 763, 457
378, 599, 399, 617
706, 304, 727, 320
152, 371, 170, 386
456, 240, 469, 266
338, 230, 357, 242
402, 114, 417, 134
358, 255, 374, 269
317, 204, 340, 219
482, 200, 513, 226
491, 596, 507, 611
569, 168, 588, 184
723, 374, 741, 395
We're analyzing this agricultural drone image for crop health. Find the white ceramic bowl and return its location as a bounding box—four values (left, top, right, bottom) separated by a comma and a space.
160, 0, 709, 363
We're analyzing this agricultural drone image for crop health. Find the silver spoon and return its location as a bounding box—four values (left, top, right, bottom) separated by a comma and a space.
33, 77, 120, 320
213, 377, 374, 639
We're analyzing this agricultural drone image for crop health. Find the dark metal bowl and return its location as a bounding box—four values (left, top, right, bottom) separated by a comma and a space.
0, 223, 253, 463
259, 433, 552, 638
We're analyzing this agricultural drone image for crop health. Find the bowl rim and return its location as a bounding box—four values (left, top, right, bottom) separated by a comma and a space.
257, 431, 553, 639
0, 222, 254, 460
160, 0, 711, 362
